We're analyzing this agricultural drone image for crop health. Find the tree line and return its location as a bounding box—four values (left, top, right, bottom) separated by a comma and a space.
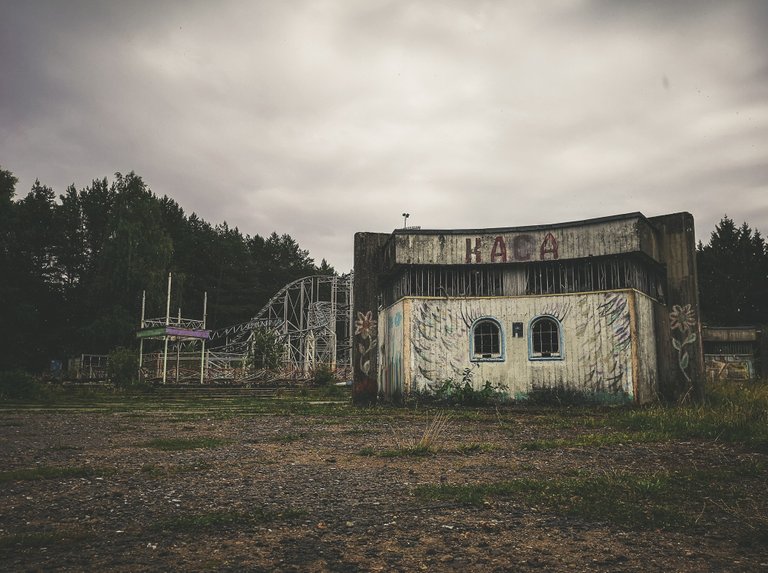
0, 167, 335, 372
697, 215, 768, 327
1, 161, 766, 374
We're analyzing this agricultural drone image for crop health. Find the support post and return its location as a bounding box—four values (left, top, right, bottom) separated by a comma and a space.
162, 273, 172, 385
200, 292, 208, 385
138, 290, 146, 374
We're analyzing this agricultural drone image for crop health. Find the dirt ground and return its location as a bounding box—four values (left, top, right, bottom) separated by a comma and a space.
1, 397, 767, 572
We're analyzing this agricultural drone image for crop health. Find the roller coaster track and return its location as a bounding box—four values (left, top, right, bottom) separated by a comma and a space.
208, 274, 353, 380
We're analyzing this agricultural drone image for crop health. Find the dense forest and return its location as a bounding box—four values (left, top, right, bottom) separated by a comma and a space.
0, 167, 335, 372
697, 216, 768, 327
1, 163, 767, 374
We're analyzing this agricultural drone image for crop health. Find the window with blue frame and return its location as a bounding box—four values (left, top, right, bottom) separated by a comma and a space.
471, 318, 504, 361
529, 316, 563, 360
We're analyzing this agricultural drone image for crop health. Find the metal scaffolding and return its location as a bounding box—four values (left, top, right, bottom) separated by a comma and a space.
137, 273, 210, 384
206, 273, 354, 383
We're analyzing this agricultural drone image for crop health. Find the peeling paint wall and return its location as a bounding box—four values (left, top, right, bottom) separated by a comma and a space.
380, 290, 658, 404
391, 217, 659, 266
378, 300, 405, 398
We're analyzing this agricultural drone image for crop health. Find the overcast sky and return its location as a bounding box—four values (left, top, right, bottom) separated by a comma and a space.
2, 0, 767, 271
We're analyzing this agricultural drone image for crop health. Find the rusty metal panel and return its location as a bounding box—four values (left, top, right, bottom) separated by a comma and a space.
395, 290, 656, 403
392, 217, 656, 266
702, 326, 759, 343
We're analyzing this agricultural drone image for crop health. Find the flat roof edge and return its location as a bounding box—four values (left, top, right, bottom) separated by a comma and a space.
391, 211, 648, 236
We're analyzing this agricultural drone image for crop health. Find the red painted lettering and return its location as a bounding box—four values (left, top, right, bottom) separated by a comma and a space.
490, 236, 507, 262
465, 238, 482, 263
540, 232, 559, 260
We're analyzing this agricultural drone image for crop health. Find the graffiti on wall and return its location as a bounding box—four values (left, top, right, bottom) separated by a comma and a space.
380, 310, 404, 396
355, 310, 376, 376
411, 300, 471, 388
466, 233, 560, 263
576, 293, 632, 393
705, 355, 754, 382
669, 304, 697, 383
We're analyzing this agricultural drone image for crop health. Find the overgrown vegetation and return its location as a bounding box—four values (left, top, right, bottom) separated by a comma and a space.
312, 365, 335, 386
413, 369, 508, 406
360, 411, 452, 457
416, 461, 767, 537
107, 346, 138, 387
247, 328, 283, 370
0, 370, 48, 400
607, 381, 768, 451
0, 165, 332, 374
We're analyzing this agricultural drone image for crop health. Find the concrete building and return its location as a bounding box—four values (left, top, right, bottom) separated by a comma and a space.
352, 212, 704, 405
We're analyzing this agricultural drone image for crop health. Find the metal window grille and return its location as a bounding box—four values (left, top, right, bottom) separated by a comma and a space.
532, 318, 560, 357
473, 320, 501, 357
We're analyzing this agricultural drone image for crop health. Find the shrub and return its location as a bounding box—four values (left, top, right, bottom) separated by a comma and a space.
424, 368, 507, 406
107, 346, 138, 388
313, 365, 335, 387
0, 370, 45, 400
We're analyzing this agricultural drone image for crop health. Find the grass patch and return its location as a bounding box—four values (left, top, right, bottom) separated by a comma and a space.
608, 382, 768, 451
416, 471, 689, 529
271, 432, 307, 443
152, 508, 305, 533
520, 431, 667, 450
0, 465, 112, 483
416, 461, 767, 532
384, 410, 451, 456
141, 437, 228, 450
455, 442, 496, 454
380, 444, 435, 457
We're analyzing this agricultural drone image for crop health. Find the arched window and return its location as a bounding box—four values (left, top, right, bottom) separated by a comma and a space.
529, 316, 563, 360
471, 318, 504, 362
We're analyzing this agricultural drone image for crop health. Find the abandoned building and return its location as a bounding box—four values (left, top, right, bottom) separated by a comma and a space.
702, 326, 765, 383
352, 212, 705, 405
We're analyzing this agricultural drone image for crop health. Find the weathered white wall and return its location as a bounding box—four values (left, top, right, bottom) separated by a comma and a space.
378, 290, 658, 403
392, 217, 658, 266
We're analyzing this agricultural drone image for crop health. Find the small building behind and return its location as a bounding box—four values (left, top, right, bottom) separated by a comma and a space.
702, 326, 764, 382
353, 212, 704, 405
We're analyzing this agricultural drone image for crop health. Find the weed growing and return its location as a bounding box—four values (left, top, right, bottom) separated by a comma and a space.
608, 381, 768, 451
520, 431, 667, 450
410, 369, 508, 406
416, 460, 766, 532
455, 442, 496, 455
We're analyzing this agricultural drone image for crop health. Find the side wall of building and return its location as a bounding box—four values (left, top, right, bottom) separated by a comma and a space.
378, 290, 658, 404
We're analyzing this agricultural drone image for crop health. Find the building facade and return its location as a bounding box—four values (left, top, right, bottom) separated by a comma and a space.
353, 212, 704, 405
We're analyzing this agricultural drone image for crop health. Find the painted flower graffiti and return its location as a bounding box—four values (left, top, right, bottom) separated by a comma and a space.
669, 304, 697, 382
355, 310, 377, 375
355, 311, 375, 339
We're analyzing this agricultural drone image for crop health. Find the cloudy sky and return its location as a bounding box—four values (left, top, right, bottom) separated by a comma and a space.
2, 0, 767, 271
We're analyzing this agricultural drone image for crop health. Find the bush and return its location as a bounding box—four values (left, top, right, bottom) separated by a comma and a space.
313, 365, 335, 387
419, 368, 508, 406
107, 347, 138, 388
0, 370, 45, 400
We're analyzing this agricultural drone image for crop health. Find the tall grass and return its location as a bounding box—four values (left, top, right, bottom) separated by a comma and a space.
608, 381, 768, 451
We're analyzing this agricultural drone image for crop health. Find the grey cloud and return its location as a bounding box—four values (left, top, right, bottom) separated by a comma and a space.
1, 0, 767, 272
